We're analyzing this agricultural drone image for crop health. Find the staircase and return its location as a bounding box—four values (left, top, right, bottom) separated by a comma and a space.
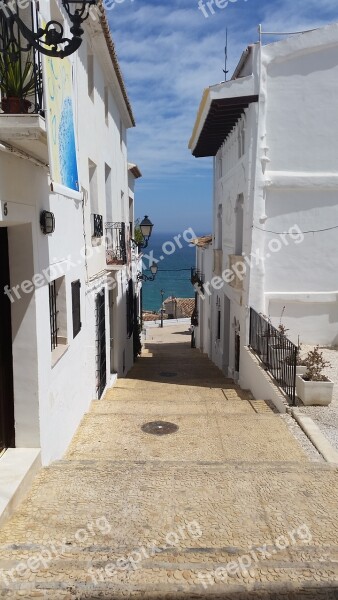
0, 325, 338, 599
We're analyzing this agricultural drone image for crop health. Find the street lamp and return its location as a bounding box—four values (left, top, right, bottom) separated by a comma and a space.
137, 262, 158, 282
160, 289, 165, 328
137, 215, 154, 249
0, 1, 97, 59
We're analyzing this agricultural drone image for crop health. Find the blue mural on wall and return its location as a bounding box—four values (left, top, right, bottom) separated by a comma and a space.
59, 97, 79, 191
44, 54, 79, 192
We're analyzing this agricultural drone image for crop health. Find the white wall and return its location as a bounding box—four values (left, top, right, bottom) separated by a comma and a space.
0, 0, 139, 464
253, 25, 338, 346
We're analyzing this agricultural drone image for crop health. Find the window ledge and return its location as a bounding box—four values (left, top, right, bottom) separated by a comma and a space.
51, 342, 69, 368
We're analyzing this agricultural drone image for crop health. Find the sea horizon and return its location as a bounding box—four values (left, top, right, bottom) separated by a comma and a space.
141, 231, 203, 312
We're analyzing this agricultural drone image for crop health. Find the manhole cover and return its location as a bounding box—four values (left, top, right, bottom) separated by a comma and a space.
159, 372, 177, 378
141, 421, 179, 436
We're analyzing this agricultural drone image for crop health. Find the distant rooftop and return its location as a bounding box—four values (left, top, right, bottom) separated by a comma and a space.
191, 235, 213, 248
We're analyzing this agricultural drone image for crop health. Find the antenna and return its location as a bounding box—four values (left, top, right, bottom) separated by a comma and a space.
223, 29, 229, 81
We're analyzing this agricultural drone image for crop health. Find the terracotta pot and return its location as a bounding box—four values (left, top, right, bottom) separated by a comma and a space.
1, 97, 31, 114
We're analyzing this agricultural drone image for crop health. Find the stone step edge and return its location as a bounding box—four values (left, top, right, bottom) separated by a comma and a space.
292, 410, 338, 465
49, 459, 336, 470
1, 579, 338, 595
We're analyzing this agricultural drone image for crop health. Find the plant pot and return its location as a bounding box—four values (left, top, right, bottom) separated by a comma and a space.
1, 97, 31, 114
296, 375, 334, 406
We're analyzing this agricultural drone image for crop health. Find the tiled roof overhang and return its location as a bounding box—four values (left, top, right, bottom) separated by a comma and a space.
189, 75, 259, 158
192, 94, 258, 157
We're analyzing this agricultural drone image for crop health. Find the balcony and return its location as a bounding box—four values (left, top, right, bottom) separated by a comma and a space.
0, 4, 47, 162
213, 249, 223, 276
228, 255, 245, 291
105, 222, 127, 267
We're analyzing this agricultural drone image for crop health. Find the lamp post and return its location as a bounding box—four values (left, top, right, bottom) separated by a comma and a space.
160, 289, 165, 329
0, 1, 97, 59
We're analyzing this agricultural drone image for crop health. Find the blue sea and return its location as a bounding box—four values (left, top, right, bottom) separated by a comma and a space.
141, 232, 197, 312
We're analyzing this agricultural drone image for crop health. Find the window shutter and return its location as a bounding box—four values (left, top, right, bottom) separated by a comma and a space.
72, 280, 81, 339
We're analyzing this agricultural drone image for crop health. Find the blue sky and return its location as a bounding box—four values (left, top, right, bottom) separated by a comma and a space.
107, 0, 338, 233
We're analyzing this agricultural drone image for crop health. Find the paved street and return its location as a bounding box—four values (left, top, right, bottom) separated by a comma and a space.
1, 325, 338, 598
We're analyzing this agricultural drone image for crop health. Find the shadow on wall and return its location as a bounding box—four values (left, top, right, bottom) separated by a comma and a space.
268, 300, 338, 346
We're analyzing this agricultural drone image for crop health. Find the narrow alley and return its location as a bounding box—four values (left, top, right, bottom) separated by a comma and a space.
1, 325, 338, 599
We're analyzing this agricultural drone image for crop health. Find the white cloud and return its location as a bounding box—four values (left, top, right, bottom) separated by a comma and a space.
107, 0, 338, 178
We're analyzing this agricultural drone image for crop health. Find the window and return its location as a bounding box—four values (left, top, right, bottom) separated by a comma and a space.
88, 50, 94, 99
72, 280, 82, 339
49, 276, 67, 360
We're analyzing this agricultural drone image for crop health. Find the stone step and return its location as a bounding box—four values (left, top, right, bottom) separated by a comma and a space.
0, 545, 338, 598
0, 551, 338, 598
64, 412, 307, 463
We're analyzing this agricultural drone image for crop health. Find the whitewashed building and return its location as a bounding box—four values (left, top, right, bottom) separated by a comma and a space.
0, 0, 141, 470
189, 23, 338, 390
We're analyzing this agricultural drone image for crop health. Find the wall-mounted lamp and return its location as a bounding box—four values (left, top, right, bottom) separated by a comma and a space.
132, 215, 154, 250
137, 262, 158, 282
40, 210, 55, 235
1, 1, 97, 60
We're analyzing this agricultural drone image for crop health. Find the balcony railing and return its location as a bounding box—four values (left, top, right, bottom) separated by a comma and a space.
0, 3, 44, 116
105, 222, 127, 266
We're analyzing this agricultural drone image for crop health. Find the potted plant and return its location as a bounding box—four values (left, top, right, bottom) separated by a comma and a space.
296, 345, 334, 406
0, 50, 36, 114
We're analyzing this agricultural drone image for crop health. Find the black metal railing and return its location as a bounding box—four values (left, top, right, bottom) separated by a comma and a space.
92, 213, 103, 238
190, 267, 204, 290
249, 307, 297, 405
105, 222, 127, 265
0, 2, 44, 115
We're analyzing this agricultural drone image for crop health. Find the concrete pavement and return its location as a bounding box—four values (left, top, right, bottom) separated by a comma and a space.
0, 324, 338, 598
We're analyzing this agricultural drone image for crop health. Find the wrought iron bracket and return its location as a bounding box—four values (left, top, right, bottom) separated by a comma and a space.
0, 1, 96, 59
